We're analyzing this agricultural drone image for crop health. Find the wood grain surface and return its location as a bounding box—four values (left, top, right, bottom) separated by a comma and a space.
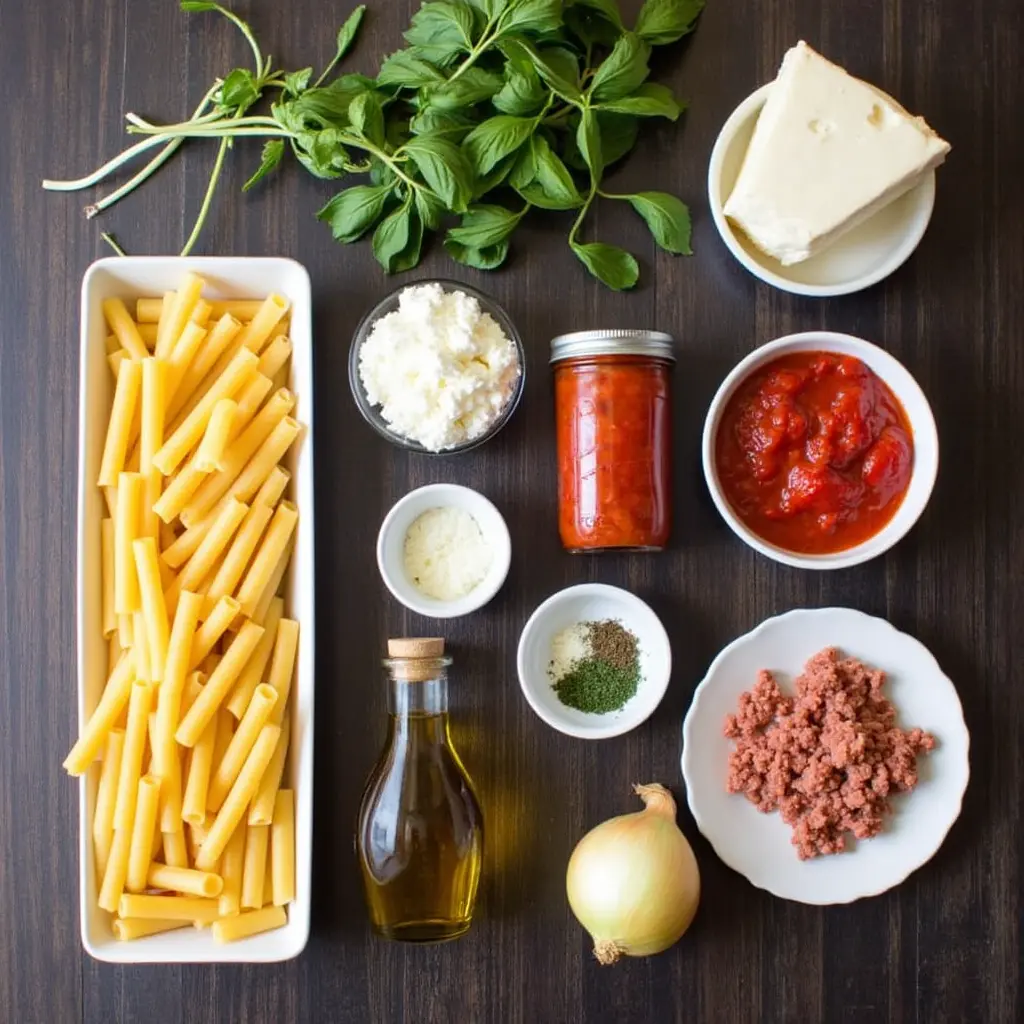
1, 1, 1021, 1021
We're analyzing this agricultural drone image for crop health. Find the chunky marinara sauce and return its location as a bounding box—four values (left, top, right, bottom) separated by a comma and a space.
555, 355, 672, 551
715, 352, 913, 554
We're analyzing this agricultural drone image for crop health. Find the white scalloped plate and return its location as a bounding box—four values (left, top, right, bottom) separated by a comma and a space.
681, 608, 969, 904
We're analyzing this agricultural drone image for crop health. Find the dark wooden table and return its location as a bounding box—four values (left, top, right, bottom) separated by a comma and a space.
1, 1, 1020, 1021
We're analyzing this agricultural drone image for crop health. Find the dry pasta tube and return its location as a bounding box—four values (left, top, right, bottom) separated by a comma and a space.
237, 504, 298, 618
133, 538, 170, 682
108, 349, 127, 379
141, 297, 264, 322
132, 610, 151, 684
230, 419, 302, 508
257, 335, 292, 380
271, 790, 295, 906
191, 299, 213, 326
182, 710, 217, 826
262, 849, 273, 908
104, 485, 119, 520
165, 321, 208, 404
166, 313, 242, 421
235, 294, 289, 355
105, 333, 121, 355
147, 863, 224, 898
218, 820, 246, 917
207, 685, 278, 812
118, 893, 220, 923
254, 466, 290, 509
203, 503, 273, 616
139, 358, 167, 474
159, 506, 213, 568
179, 389, 295, 526
126, 775, 162, 892
231, 374, 273, 438
176, 621, 265, 747
101, 518, 116, 637
162, 829, 189, 869
98, 827, 133, 913
153, 347, 258, 477
63, 653, 135, 775
113, 918, 190, 941
240, 823, 269, 910
113, 680, 154, 831
177, 498, 248, 594
102, 297, 149, 360
212, 905, 287, 944
143, 470, 162, 542
93, 728, 125, 881
195, 399, 237, 473
118, 612, 133, 649
98, 359, 142, 488
195, 724, 280, 870
249, 712, 290, 827
155, 272, 203, 359
265, 619, 298, 727
252, 538, 294, 626
136, 321, 158, 345
181, 671, 207, 718
113, 473, 143, 615
153, 461, 210, 524
188, 596, 240, 668
225, 598, 282, 718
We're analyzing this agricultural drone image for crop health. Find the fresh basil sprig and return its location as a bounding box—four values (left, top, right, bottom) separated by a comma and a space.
43, 0, 706, 289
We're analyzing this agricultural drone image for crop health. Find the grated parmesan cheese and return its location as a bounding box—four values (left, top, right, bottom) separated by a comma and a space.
403, 506, 494, 601
358, 283, 520, 451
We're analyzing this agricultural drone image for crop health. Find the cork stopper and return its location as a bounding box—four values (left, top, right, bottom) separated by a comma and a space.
387, 638, 445, 659
386, 638, 449, 681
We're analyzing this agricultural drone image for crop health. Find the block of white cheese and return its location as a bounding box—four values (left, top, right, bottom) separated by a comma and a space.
724, 41, 951, 266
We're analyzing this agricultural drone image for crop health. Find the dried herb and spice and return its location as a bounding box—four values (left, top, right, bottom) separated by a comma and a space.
548, 619, 641, 713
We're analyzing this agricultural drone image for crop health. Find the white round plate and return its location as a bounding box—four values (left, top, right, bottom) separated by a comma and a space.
708, 84, 937, 297
681, 608, 969, 904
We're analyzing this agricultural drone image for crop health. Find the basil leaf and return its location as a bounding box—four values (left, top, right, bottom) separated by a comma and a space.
377, 50, 445, 88
627, 191, 692, 254
218, 68, 260, 111
589, 33, 651, 102
447, 203, 522, 247
292, 128, 350, 179
415, 188, 446, 229
410, 107, 476, 140
564, 5, 622, 48
348, 92, 385, 146
493, 66, 547, 115
634, 0, 705, 46
283, 68, 312, 99
472, 154, 518, 198
594, 82, 684, 120
317, 184, 392, 242
372, 201, 414, 271
370, 158, 398, 188
574, 0, 623, 29
576, 108, 603, 178
570, 241, 639, 289
403, 135, 474, 212
422, 67, 503, 108
506, 39, 583, 102
596, 111, 639, 164
530, 136, 583, 208
466, 0, 505, 16
508, 138, 539, 189
333, 5, 367, 62
445, 238, 511, 270
243, 139, 285, 192
404, 1, 476, 53
280, 74, 376, 128
391, 210, 425, 272
538, 46, 580, 91
463, 115, 536, 176
499, 0, 563, 35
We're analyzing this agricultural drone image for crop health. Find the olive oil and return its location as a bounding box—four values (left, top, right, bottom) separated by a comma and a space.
357, 639, 483, 942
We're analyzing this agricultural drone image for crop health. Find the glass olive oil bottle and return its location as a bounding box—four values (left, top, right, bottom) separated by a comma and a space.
357, 638, 483, 942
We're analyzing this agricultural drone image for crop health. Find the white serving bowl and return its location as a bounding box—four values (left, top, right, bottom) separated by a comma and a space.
516, 584, 672, 740
702, 331, 939, 570
78, 257, 314, 962
376, 484, 511, 618
708, 83, 937, 297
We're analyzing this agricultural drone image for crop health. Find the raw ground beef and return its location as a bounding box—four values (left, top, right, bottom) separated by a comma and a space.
723, 647, 936, 859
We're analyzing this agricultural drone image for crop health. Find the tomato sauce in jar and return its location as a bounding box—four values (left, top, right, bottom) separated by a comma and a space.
715, 351, 913, 554
552, 331, 674, 552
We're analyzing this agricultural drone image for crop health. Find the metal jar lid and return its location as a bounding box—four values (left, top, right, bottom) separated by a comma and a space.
549, 329, 676, 363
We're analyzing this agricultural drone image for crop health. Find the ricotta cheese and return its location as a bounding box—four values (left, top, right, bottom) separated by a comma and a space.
359, 283, 520, 451
403, 506, 493, 601
724, 41, 951, 266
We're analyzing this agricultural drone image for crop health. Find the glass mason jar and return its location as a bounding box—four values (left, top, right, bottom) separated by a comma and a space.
551, 330, 675, 552
357, 638, 483, 943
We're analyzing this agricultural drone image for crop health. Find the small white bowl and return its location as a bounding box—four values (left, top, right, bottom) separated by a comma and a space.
708, 83, 937, 297
376, 484, 511, 618
516, 584, 672, 739
702, 331, 939, 570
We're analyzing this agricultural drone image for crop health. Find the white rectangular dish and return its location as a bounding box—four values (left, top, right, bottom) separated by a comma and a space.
77, 257, 315, 962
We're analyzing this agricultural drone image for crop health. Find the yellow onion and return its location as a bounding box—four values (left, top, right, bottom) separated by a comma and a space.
566, 783, 700, 965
